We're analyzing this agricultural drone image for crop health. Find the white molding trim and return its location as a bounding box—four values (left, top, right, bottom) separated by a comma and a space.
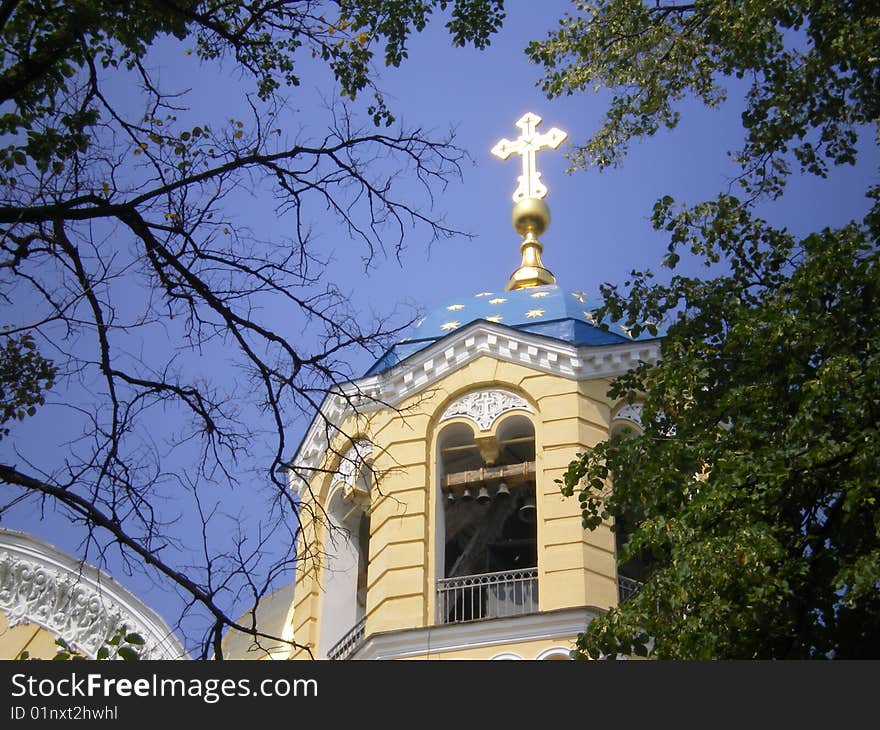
536, 646, 573, 660
351, 607, 597, 660
439, 389, 532, 432
287, 322, 660, 491
0, 529, 186, 659
357, 322, 659, 409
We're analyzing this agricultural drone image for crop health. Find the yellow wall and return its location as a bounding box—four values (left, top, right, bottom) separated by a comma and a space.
397, 637, 576, 660
289, 356, 619, 660
0, 611, 59, 659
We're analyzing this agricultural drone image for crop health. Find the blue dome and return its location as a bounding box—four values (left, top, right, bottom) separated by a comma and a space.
365, 285, 661, 376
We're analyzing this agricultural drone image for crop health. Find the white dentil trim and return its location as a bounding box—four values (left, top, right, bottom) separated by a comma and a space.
288, 322, 659, 493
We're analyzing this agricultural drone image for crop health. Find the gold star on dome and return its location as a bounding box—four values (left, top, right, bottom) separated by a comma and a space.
583, 311, 597, 324
415, 317, 426, 328
571, 291, 588, 303
447, 304, 465, 311
531, 291, 549, 299
486, 315, 503, 323
489, 297, 507, 305
474, 292, 494, 298
440, 320, 461, 332
619, 324, 632, 338
525, 309, 545, 319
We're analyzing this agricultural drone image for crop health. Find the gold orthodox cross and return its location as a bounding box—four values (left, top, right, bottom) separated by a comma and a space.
491, 112, 567, 202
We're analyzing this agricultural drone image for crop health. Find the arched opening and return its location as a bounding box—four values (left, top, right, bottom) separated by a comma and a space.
610, 407, 650, 603
318, 462, 371, 659
435, 414, 538, 624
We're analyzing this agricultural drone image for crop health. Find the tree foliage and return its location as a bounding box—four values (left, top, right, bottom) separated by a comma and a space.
0, 331, 56, 439
18, 625, 146, 661
0, 0, 503, 658
529, 0, 878, 197
533, 0, 880, 658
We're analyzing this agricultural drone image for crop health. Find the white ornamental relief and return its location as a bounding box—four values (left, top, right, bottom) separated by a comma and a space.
439, 389, 532, 432
613, 402, 644, 429
332, 440, 374, 508
335, 440, 373, 487
0, 532, 185, 659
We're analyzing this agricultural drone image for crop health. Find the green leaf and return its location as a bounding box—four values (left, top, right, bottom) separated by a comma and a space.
540, 0, 880, 659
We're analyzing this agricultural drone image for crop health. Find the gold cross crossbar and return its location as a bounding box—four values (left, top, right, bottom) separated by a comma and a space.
491, 112, 567, 202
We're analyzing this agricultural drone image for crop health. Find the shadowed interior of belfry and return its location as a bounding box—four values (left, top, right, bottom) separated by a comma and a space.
439, 414, 538, 623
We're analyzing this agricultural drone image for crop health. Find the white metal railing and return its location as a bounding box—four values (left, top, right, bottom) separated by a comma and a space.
437, 567, 538, 624
617, 575, 643, 603
327, 616, 366, 660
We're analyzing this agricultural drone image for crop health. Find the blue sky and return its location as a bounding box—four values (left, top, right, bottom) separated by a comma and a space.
3, 1, 878, 650
325, 1, 877, 353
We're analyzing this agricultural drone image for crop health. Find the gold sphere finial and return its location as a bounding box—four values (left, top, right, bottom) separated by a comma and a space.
507, 197, 554, 289
512, 197, 550, 238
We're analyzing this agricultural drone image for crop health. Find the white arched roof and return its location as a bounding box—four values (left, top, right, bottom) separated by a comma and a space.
0, 529, 186, 659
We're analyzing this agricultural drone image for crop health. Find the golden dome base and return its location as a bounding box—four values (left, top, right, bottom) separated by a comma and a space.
506, 265, 556, 291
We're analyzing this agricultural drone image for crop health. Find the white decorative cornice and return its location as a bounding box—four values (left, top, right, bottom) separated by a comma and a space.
439, 389, 532, 432
0, 529, 186, 659
286, 321, 660, 489
356, 322, 660, 409
352, 606, 598, 660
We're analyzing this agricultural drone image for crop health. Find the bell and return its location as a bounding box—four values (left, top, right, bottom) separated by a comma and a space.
495, 482, 511, 499
446, 491, 456, 503
460, 488, 473, 502
518, 496, 536, 523
476, 485, 491, 504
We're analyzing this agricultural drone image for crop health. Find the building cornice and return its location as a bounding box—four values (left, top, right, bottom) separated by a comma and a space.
358, 321, 659, 407
287, 321, 659, 492
351, 606, 598, 660
0, 529, 187, 659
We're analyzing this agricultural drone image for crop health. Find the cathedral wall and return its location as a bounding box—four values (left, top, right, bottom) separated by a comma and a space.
288, 355, 622, 659
0, 613, 58, 659
390, 637, 575, 660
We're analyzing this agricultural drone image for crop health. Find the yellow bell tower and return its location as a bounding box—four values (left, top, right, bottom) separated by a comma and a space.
242, 114, 661, 660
